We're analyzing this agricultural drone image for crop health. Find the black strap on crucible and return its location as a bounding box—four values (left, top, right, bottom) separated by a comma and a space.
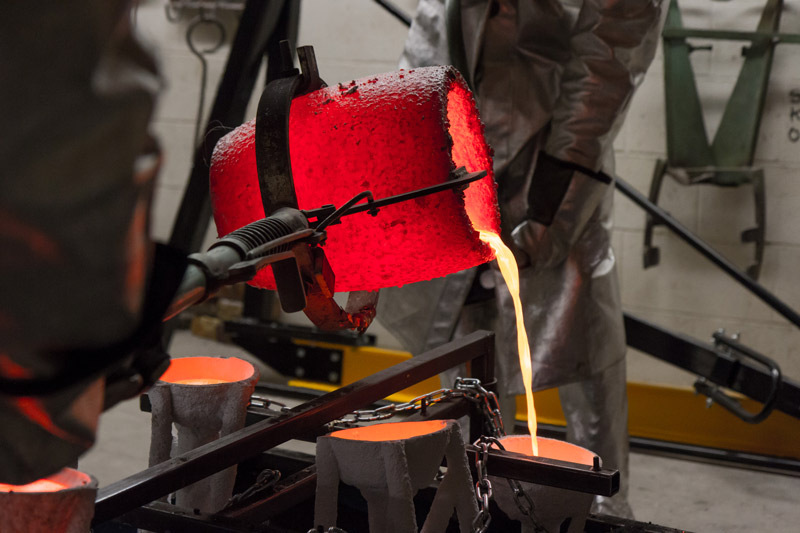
255, 42, 325, 214
527, 152, 611, 226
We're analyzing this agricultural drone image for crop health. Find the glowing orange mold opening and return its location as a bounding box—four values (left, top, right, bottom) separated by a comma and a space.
159, 357, 256, 385
330, 420, 447, 442
0, 468, 92, 493
496, 436, 595, 466
210, 66, 500, 292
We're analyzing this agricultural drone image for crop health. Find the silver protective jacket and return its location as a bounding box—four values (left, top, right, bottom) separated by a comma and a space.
379, 0, 663, 394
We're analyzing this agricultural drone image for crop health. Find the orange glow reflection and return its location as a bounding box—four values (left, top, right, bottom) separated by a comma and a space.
497, 435, 594, 466
330, 420, 447, 442
159, 357, 255, 385
446, 80, 502, 243
0, 479, 68, 493
0, 469, 92, 493
479, 232, 538, 457
173, 378, 227, 385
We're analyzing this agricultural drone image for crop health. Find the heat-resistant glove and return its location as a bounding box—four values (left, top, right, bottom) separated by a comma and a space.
511, 152, 611, 270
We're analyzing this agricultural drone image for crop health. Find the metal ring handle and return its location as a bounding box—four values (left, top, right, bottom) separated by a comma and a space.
694, 333, 782, 424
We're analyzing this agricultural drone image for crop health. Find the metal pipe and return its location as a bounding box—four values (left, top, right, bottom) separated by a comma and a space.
464, 445, 618, 496
662, 27, 800, 44
614, 176, 800, 329
624, 313, 800, 420
372, 0, 412, 27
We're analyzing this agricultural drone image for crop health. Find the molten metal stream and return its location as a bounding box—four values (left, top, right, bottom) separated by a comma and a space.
479, 231, 538, 456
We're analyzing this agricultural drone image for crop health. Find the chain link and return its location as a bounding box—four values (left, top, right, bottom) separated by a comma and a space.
472, 435, 499, 533
250, 394, 291, 413
326, 377, 510, 533
315, 378, 546, 532
224, 468, 281, 510
332, 377, 504, 437
454, 377, 505, 438
486, 437, 546, 532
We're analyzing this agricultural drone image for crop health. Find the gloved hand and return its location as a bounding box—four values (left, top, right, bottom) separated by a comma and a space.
511, 152, 611, 270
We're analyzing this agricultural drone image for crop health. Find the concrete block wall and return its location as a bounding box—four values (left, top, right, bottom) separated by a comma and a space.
614, 0, 800, 386
136, 0, 800, 389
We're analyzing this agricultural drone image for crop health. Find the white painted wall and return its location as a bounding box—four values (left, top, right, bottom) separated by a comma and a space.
614, 0, 800, 386
135, 0, 800, 388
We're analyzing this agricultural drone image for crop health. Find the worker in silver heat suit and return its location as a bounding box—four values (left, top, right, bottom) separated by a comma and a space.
378, 0, 664, 517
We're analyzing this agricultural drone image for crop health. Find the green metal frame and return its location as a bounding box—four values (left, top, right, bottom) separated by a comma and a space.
644, 0, 799, 279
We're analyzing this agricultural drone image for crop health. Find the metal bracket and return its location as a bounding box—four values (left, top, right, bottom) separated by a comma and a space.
253, 42, 381, 332
643, 0, 798, 279
255, 41, 325, 214
693, 330, 782, 424
644, 162, 765, 279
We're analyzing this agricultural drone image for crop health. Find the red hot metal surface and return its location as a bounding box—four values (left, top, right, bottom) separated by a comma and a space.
210, 66, 500, 292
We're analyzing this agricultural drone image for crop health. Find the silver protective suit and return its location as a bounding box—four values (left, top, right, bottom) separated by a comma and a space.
0, 1, 160, 484
378, 0, 664, 517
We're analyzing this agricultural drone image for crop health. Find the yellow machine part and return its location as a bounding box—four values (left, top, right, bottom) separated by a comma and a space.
521, 384, 800, 459
288, 339, 441, 403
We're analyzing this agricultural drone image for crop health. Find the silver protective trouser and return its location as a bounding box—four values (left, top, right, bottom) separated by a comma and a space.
379, 0, 665, 518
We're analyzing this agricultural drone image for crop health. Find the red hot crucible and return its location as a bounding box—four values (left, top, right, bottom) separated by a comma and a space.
210, 65, 501, 292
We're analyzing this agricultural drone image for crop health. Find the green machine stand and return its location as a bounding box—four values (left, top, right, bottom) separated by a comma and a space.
644, 0, 800, 279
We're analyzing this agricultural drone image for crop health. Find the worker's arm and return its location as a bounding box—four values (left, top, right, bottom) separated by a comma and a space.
512, 0, 663, 269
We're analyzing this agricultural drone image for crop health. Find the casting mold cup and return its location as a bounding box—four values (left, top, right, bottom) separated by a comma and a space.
0, 467, 97, 533
491, 435, 597, 533
147, 356, 259, 512
315, 419, 478, 533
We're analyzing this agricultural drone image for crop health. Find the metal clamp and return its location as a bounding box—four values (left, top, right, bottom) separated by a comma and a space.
252, 42, 382, 332
694, 330, 782, 424
255, 41, 324, 214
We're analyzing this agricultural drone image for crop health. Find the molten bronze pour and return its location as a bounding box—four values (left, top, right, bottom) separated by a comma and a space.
491, 435, 597, 533
147, 356, 259, 513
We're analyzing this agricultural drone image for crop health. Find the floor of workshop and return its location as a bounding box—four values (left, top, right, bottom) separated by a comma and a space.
80, 330, 800, 533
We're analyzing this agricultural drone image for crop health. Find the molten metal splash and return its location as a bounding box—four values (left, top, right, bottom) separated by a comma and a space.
479, 231, 538, 457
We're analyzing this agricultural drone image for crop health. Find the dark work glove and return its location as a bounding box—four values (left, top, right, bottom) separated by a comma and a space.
511, 153, 611, 270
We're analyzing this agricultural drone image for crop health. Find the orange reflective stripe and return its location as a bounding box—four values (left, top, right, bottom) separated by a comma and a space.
0, 353, 32, 379
14, 397, 89, 447
0, 210, 60, 261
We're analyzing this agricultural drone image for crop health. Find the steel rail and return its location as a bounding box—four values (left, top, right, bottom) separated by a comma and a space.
615, 177, 800, 329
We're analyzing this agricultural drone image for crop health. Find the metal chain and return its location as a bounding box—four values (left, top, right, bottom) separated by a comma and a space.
332, 377, 504, 436
326, 377, 508, 533
484, 436, 546, 532
301, 378, 544, 533
472, 436, 496, 533
454, 377, 505, 438
223, 468, 281, 510
250, 394, 291, 413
